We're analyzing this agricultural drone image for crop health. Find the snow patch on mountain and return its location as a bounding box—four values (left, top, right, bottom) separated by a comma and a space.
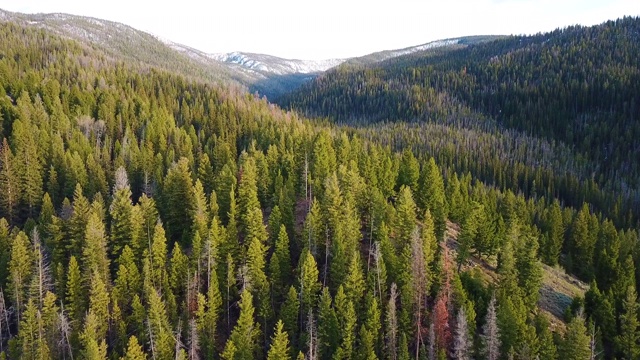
376, 39, 461, 61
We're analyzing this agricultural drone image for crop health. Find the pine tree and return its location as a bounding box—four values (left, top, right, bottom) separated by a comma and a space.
0, 138, 18, 224
617, 286, 640, 360
191, 179, 210, 241
395, 186, 418, 248
270, 225, 292, 302
83, 211, 110, 285
541, 200, 564, 266
229, 289, 260, 360
147, 288, 175, 360
317, 288, 339, 360
162, 157, 195, 243
81, 311, 108, 360
416, 158, 447, 241
0, 218, 10, 289
396, 149, 419, 191
88, 269, 110, 341
121, 336, 146, 360
515, 226, 543, 311
197, 152, 215, 197
18, 299, 50, 360
343, 251, 365, 309
66, 255, 84, 325
268, 320, 292, 360
12, 117, 44, 220
386, 283, 399, 360
8, 231, 32, 325
561, 314, 591, 360
453, 307, 472, 360
110, 166, 136, 261
298, 249, 321, 313
534, 313, 558, 360
482, 294, 500, 360
280, 286, 300, 355
68, 184, 90, 258
196, 262, 222, 359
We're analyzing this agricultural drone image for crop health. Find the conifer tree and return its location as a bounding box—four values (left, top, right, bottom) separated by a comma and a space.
482, 294, 500, 360
344, 251, 365, 309
121, 336, 146, 360
8, 231, 32, 325
147, 288, 174, 360
0, 138, 18, 224
81, 312, 108, 360
110, 166, 136, 261
416, 158, 447, 240
395, 186, 418, 248
66, 255, 84, 326
191, 179, 210, 241
228, 289, 260, 360
385, 283, 399, 360
197, 152, 215, 197
453, 307, 472, 360
561, 314, 591, 360
268, 320, 292, 360
162, 157, 195, 243
298, 249, 321, 314
280, 286, 300, 354
68, 183, 90, 258
617, 286, 640, 360
396, 149, 419, 191
88, 270, 110, 342
18, 299, 51, 360
83, 211, 110, 285
270, 225, 292, 302
317, 288, 339, 360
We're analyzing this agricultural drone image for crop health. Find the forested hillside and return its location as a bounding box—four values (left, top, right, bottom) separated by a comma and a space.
0, 18, 638, 360
279, 17, 640, 230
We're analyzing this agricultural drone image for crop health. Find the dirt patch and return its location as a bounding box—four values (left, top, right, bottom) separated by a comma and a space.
443, 220, 588, 327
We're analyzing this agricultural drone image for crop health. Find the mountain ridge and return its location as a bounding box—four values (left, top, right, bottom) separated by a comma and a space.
0, 8, 496, 98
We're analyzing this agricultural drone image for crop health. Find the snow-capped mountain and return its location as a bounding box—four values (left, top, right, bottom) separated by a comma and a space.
0, 8, 494, 98
208, 52, 344, 76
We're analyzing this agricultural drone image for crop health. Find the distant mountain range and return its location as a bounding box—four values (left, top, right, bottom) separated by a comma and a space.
0, 8, 497, 98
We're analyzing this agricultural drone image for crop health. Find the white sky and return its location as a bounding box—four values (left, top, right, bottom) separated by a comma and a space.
1, 0, 638, 60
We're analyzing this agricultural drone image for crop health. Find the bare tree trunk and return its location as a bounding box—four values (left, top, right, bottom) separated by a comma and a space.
386, 283, 398, 360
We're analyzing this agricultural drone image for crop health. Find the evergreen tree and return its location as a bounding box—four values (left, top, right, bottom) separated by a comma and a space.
280, 286, 300, 355
0, 139, 18, 224
162, 157, 195, 244
270, 225, 292, 302
317, 288, 339, 360
66, 255, 84, 326
110, 166, 136, 261
416, 158, 447, 241
298, 249, 321, 314
8, 231, 32, 325
121, 336, 147, 360
81, 311, 108, 360
147, 288, 174, 360
560, 314, 591, 360
617, 286, 640, 360
396, 149, 419, 191
268, 320, 291, 360
229, 289, 260, 360
83, 212, 110, 285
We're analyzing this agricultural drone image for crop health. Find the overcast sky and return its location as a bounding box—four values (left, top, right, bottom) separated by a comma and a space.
1, 0, 638, 60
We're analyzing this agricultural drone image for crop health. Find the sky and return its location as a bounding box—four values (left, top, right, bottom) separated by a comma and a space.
0, 0, 638, 60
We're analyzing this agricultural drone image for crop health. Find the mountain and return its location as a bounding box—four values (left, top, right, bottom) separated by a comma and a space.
279, 17, 640, 227
0, 9, 496, 99
344, 35, 502, 65
0, 10, 639, 360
